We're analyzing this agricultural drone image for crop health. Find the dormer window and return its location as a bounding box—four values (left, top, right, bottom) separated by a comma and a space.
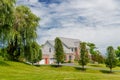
49, 48, 51, 52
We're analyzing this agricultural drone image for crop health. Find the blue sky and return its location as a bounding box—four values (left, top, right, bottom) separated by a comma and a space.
17, 0, 120, 54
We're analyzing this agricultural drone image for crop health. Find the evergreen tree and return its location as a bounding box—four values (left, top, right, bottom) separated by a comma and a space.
105, 46, 117, 72
54, 37, 64, 66
79, 42, 89, 70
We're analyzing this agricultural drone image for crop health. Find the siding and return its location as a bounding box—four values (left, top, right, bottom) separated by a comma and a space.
42, 42, 54, 58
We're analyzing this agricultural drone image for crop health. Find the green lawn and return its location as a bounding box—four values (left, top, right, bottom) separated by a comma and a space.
1, 57, 120, 80
87, 63, 120, 70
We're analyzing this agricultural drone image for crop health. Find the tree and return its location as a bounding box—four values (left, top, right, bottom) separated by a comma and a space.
115, 46, 120, 61
87, 43, 104, 63
87, 43, 97, 63
0, 1, 41, 62
105, 46, 117, 72
54, 37, 64, 66
87, 43, 96, 55
91, 50, 105, 64
79, 42, 89, 70
97, 54, 105, 64
6, 5, 40, 61
0, 0, 15, 58
24, 42, 42, 65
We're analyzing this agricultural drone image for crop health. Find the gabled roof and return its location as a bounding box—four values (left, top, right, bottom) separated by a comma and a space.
46, 37, 80, 48
47, 40, 55, 47
60, 37, 80, 48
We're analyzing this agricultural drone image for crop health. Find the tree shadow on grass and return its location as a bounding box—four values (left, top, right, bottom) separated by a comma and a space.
89, 64, 102, 67
22, 62, 41, 67
100, 70, 115, 74
51, 64, 62, 68
0, 61, 10, 66
34, 65, 42, 67
20, 62, 31, 66
74, 67, 87, 71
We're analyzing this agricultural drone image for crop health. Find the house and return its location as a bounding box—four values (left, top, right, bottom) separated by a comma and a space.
39, 37, 81, 64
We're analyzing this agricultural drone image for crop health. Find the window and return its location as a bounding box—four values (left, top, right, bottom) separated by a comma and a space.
69, 55, 72, 61
71, 48, 74, 52
49, 48, 51, 52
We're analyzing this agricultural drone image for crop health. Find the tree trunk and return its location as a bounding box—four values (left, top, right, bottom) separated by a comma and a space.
82, 65, 84, 70
32, 62, 34, 65
57, 62, 59, 67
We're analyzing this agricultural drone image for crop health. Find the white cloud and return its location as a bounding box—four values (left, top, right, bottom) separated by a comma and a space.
17, 0, 120, 54
28, 0, 38, 3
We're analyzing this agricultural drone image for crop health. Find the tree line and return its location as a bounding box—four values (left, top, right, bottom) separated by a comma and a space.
0, 0, 42, 64
79, 43, 120, 72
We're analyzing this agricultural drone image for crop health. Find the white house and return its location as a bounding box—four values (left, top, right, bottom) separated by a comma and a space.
39, 37, 81, 64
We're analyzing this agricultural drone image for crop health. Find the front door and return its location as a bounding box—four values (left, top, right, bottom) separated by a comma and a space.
45, 58, 49, 64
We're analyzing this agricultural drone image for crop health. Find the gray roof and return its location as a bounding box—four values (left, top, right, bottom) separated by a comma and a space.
47, 37, 80, 48
47, 40, 55, 46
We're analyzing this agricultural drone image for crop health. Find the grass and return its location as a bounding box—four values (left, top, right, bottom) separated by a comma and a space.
1, 57, 120, 80
87, 63, 120, 70
87, 63, 106, 67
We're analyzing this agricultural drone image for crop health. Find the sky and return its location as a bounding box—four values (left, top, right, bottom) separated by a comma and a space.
17, 0, 120, 54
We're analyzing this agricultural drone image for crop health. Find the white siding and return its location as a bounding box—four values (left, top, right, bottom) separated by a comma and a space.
39, 59, 45, 64
49, 58, 55, 64
42, 42, 54, 58
42, 41, 77, 59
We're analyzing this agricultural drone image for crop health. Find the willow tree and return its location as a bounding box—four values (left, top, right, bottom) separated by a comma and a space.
105, 46, 117, 72
25, 42, 42, 65
0, 0, 15, 58
0, 0, 15, 36
0, 0, 41, 63
54, 37, 64, 66
6, 5, 40, 61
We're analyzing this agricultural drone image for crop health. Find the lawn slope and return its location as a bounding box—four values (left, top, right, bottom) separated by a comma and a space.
0, 58, 120, 80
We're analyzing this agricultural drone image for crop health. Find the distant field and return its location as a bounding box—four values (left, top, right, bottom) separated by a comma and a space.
0, 57, 120, 80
